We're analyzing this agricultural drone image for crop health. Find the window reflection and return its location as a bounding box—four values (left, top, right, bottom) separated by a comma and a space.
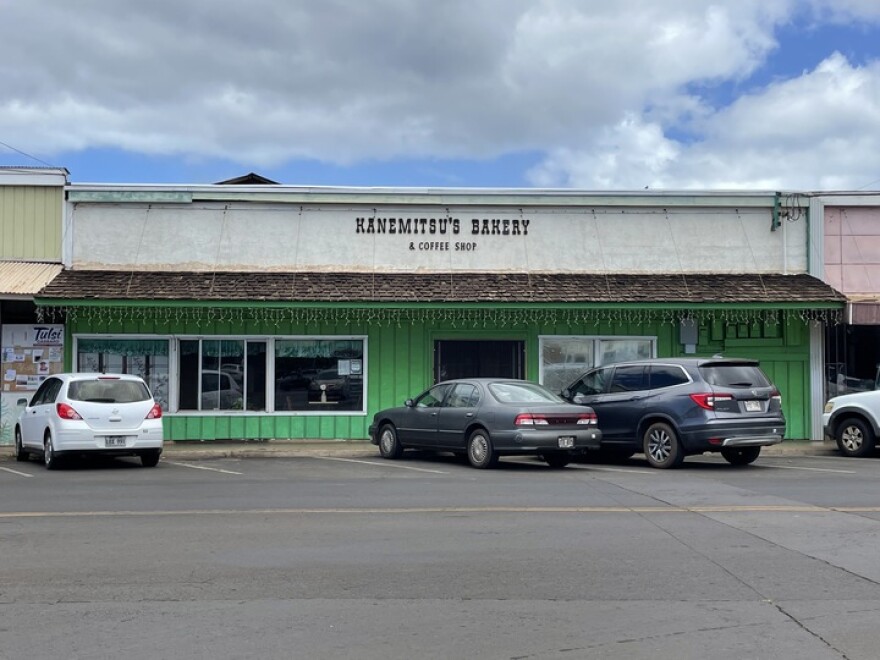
275, 339, 364, 412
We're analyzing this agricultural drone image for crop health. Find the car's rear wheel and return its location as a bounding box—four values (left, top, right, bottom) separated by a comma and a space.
720, 446, 761, 466
43, 432, 59, 470
378, 424, 403, 459
643, 422, 684, 469
14, 427, 28, 462
141, 451, 161, 467
542, 453, 570, 469
467, 429, 498, 469
835, 417, 876, 457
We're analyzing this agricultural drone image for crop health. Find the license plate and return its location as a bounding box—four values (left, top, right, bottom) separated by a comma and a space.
105, 436, 127, 447
744, 400, 762, 412
558, 436, 575, 448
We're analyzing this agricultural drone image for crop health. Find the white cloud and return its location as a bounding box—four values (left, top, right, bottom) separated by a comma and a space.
530, 52, 880, 190
0, 1, 879, 188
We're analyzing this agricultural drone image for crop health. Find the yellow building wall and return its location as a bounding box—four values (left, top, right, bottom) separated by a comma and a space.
0, 186, 63, 260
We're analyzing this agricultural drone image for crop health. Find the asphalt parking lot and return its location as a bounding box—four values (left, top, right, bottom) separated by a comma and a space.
4, 443, 880, 659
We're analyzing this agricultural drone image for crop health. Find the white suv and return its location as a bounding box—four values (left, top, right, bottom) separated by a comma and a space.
14, 373, 164, 469
823, 390, 880, 457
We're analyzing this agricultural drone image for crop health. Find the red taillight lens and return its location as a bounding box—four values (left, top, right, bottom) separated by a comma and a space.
770, 389, 782, 405
145, 404, 162, 420
577, 412, 598, 425
515, 413, 549, 426
689, 393, 734, 410
56, 402, 83, 420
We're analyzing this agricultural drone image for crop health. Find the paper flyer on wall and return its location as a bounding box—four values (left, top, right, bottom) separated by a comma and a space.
0, 324, 64, 445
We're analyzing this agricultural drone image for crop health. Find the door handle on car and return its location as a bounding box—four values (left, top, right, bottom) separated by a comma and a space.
466, 413, 474, 417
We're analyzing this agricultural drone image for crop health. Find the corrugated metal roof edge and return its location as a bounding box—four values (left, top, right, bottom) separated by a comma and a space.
0, 261, 63, 296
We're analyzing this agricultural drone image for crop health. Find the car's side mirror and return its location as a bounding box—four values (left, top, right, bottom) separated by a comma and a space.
17, 398, 28, 407
405, 398, 415, 407
573, 393, 587, 405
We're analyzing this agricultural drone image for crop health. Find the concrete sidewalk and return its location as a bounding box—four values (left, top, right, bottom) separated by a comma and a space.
0, 439, 838, 461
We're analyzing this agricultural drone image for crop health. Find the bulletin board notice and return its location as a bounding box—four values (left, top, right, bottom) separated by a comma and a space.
1, 324, 65, 392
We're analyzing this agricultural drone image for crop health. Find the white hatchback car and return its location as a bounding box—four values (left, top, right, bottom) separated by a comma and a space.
14, 373, 164, 469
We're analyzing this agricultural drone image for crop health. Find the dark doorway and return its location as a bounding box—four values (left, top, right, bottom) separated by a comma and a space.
434, 340, 525, 382
825, 324, 880, 398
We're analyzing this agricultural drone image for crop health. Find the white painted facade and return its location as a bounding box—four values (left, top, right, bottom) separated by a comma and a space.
66, 188, 808, 274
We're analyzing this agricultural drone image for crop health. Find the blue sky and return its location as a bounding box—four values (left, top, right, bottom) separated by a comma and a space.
2, 1, 880, 190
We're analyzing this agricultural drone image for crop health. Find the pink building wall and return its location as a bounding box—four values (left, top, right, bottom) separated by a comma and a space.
824, 206, 880, 296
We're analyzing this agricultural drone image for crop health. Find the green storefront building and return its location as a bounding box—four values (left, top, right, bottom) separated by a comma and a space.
34, 184, 843, 442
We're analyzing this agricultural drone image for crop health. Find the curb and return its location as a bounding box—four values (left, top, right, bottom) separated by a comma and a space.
0, 440, 836, 461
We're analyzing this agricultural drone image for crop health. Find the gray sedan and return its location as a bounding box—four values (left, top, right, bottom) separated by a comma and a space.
368, 378, 602, 468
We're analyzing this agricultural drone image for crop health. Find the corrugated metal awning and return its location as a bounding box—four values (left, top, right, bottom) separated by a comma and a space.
847, 299, 880, 324
0, 261, 63, 297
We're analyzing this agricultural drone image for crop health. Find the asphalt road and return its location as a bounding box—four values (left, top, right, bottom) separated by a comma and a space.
2, 450, 880, 659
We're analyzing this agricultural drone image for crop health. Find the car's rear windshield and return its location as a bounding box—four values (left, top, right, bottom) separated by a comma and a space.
699, 364, 771, 388
68, 379, 151, 403
488, 382, 563, 404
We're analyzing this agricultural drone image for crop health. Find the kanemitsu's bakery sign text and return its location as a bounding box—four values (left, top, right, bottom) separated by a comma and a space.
355, 216, 530, 251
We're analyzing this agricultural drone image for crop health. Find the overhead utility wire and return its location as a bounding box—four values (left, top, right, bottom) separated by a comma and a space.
0, 139, 55, 168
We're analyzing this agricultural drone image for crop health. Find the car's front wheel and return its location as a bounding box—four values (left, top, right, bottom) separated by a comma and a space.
378, 424, 403, 459
835, 417, 876, 457
643, 422, 684, 469
14, 427, 28, 462
720, 446, 761, 466
43, 433, 59, 470
467, 429, 497, 469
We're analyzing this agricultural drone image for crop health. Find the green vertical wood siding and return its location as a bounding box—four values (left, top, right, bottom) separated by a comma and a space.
68, 307, 814, 441
0, 186, 63, 260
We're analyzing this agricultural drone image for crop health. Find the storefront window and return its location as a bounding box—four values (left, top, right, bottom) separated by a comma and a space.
596, 338, 653, 365
275, 338, 365, 412
76, 338, 170, 410
539, 336, 655, 393
179, 339, 267, 411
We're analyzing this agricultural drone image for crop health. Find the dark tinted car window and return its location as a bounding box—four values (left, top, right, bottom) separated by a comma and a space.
570, 367, 611, 396
447, 383, 478, 408
609, 365, 648, 392
30, 378, 56, 406
700, 365, 770, 388
649, 365, 689, 389
43, 379, 63, 404
417, 384, 451, 408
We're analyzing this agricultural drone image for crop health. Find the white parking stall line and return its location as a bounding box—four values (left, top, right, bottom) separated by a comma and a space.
688, 458, 856, 474
312, 456, 448, 474
0, 466, 34, 477
163, 461, 243, 475
586, 466, 656, 474
761, 464, 856, 474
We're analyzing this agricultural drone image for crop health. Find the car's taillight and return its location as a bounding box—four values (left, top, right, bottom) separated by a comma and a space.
145, 404, 162, 420
576, 412, 598, 425
57, 403, 83, 420
770, 389, 782, 405
689, 393, 734, 410
515, 413, 549, 426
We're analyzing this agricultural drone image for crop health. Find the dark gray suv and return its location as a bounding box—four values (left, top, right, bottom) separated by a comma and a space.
560, 358, 785, 468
